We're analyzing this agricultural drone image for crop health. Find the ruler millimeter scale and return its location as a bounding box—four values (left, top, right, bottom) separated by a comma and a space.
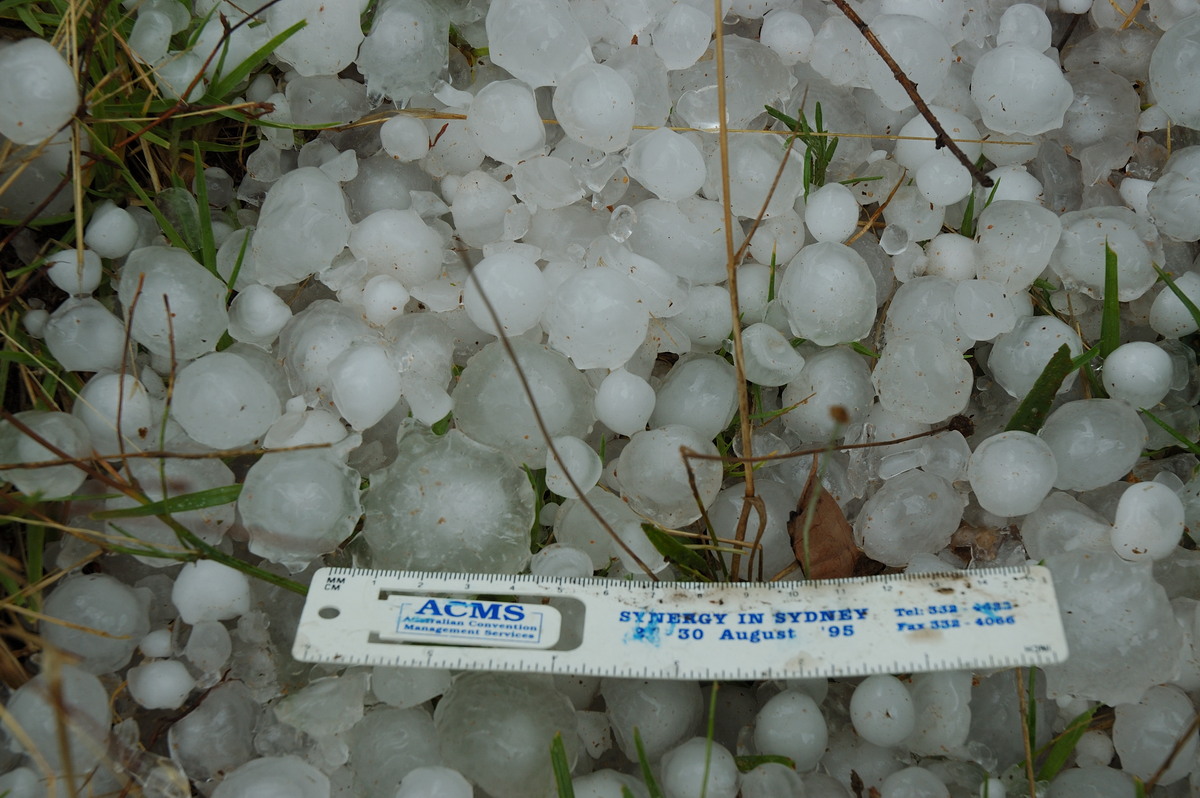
292, 566, 1068, 680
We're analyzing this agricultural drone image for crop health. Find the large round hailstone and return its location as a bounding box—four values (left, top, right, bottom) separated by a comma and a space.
463, 251, 548, 336
849, 675, 916, 748
708, 480, 800, 581
363, 429, 534, 573
485, 0, 593, 88
661, 738, 738, 798
754, 690, 828, 771
779, 242, 876, 346
357, 0, 447, 101
379, 115, 430, 162
72, 372, 154, 456
238, 452, 363, 571
1038, 399, 1145, 491
348, 208, 445, 287
250, 167, 351, 287
41, 573, 150, 675
627, 197, 745, 285
1110, 482, 1185, 561
804, 182, 860, 243
740, 323, 806, 386
127, 660, 195, 711
874, 333, 972, 424
512, 155, 583, 210
654, 2, 713, 70
603, 679, 704, 761
467, 80, 546, 165
450, 170, 516, 248
330, 343, 404, 430
884, 276, 968, 351
649, 354, 738, 440
916, 150, 973, 205
118, 246, 228, 360
624, 127, 706, 201
781, 347, 874, 443
45, 248, 103, 295
968, 431, 1057, 517
6, 665, 110, 774
172, 560, 251, 624
760, 9, 815, 64
616, 425, 722, 528
707, 134, 806, 219
172, 352, 282, 448
854, 470, 963, 567
1149, 13, 1200, 129
212, 756, 330, 798
861, 15, 950, 111
0, 410, 90, 499
974, 200, 1063, 291
555, 487, 642, 568
1113, 685, 1197, 785
988, 315, 1083, 399
1103, 341, 1173, 408
545, 435, 602, 499
0, 39, 77, 145
1146, 147, 1200, 242
278, 300, 372, 403
1051, 206, 1163, 301
553, 63, 635, 153
971, 43, 1073, 134
954, 278, 1017, 342
594, 368, 656, 437
397, 767, 473, 798
893, 107, 982, 172
544, 267, 648, 369
452, 339, 595, 466
1150, 270, 1200, 337
435, 674, 578, 798
44, 297, 125, 373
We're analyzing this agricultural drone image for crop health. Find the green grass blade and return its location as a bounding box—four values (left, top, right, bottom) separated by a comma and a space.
550, 733, 575, 798
642, 523, 711, 577
735, 755, 796, 772
1004, 343, 1075, 434
633, 728, 665, 798
764, 105, 799, 129
120, 171, 189, 250
155, 186, 204, 254
1099, 241, 1121, 358
1142, 409, 1200, 456
1153, 264, 1200, 332
90, 484, 242, 520
1036, 704, 1097, 781
701, 682, 718, 798
191, 142, 219, 273
208, 19, 307, 100
959, 184, 978, 238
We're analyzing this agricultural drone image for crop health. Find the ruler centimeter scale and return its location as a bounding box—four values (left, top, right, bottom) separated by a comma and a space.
293, 566, 1068, 680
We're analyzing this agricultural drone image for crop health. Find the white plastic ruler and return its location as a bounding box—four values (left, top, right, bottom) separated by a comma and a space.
292, 566, 1068, 680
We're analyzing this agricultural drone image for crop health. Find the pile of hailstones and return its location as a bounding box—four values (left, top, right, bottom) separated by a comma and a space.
3, 0, 1200, 795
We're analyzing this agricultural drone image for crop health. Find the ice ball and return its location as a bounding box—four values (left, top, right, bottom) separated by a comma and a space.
453, 339, 595, 466
1112, 684, 1197, 784
953, 279, 1016, 343
893, 107, 982, 172
849, 674, 916, 748
754, 689, 827, 771
594, 368, 656, 437
463, 251, 548, 336
760, 9, 815, 64
348, 706, 440, 794
379, 115, 430, 162
1110, 481, 1185, 561
974, 200, 1063, 291
873, 333, 973, 424
653, 3, 713, 69
228, 284, 292, 346
212, 756, 330, 798
625, 127, 706, 201
0, 39, 77, 145
968, 431, 1057, 516
970, 43, 1073, 134
661, 737, 739, 798
44, 296, 126, 373
1146, 146, 1200, 242
1051, 206, 1163, 301
363, 429, 534, 573
127, 660, 195, 710
739, 322, 806, 386
349, 208, 445, 287
880, 767, 949, 798
988, 315, 1083, 399
435, 674, 578, 798
1150, 270, 1200, 337
649, 354, 738, 440
616, 425, 722, 528
356, 0, 448, 101
1149, 13, 1200, 129
1039, 399, 1146, 491
486, 0, 593, 88
553, 63, 635, 153
171, 560, 251, 624
708, 480, 800, 580
6, 664, 110, 774
546, 435, 602, 499
239, 451, 363, 570
0, 410, 90, 498
1103, 341, 1173, 408
45, 248, 103, 295
781, 347, 874, 442
118, 246, 228, 361
545, 267, 649, 369
468, 79, 546, 165
396, 767, 473, 798
779, 242, 876, 346
804, 183, 860, 243
603, 678, 703, 761
885, 276, 967, 352
627, 197, 745, 285
854, 470, 964, 566
251, 167, 351, 287
172, 352, 282, 448
862, 15, 951, 111
513, 155, 584, 209
41, 573, 150, 674
329, 343, 403, 431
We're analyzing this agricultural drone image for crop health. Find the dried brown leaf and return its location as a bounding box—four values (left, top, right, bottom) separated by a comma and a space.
788, 455, 861, 580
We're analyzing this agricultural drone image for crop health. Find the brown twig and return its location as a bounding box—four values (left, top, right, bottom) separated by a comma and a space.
827, 0, 994, 187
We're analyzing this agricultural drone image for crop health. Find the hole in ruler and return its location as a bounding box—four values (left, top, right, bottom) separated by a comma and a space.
318, 606, 340, 619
